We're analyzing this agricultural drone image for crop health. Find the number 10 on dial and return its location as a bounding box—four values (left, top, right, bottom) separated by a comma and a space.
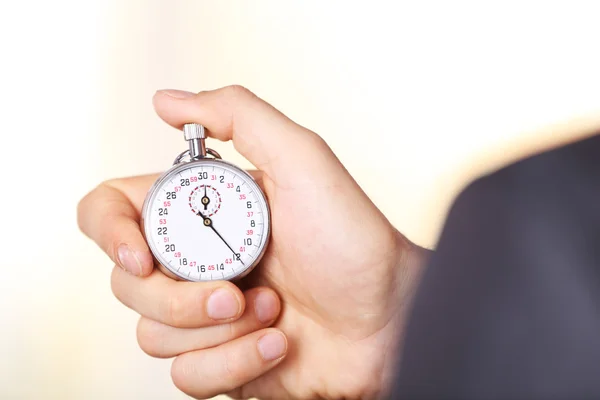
141, 123, 270, 282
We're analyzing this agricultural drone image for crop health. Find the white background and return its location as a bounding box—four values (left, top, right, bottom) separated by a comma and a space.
0, 1, 599, 399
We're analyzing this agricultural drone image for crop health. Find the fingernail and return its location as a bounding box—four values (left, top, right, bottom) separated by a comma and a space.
254, 291, 278, 324
257, 332, 287, 361
117, 244, 142, 276
157, 89, 196, 99
207, 288, 241, 320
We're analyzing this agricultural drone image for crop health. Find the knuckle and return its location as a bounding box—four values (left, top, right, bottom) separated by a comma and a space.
226, 84, 252, 96
222, 348, 243, 382
76, 183, 106, 233
171, 355, 203, 397
76, 192, 91, 233
166, 292, 189, 327
109, 266, 122, 300
170, 356, 190, 392
136, 318, 166, 358
225, 319, 238, 341
100, 177, 126, 191
223, 84, 256, 103
305, 129, 330, 151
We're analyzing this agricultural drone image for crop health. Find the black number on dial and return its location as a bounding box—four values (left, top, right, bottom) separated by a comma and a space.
165, 244, 175, 252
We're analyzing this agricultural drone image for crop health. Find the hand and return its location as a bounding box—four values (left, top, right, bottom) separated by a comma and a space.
78, 85, 430, 399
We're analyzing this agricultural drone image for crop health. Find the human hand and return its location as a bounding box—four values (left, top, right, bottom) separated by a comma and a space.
77, 172, 287, 391
78, 85, 430, 399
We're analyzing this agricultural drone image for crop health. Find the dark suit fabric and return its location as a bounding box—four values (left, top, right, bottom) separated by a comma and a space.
392, 134, 600, 400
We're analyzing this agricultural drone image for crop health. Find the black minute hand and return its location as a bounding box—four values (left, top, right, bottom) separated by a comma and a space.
197, 211, 245, 266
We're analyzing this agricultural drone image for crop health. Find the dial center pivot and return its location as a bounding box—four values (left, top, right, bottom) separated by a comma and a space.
189, 185, 222, 216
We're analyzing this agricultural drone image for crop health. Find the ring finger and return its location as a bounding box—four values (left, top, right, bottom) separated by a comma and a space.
136, 286, 281, 358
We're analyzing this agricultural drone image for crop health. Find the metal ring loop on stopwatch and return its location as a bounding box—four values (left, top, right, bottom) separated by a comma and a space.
173, 148, 222, 165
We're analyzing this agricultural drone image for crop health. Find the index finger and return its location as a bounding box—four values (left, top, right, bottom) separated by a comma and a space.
77, 174, 160, 276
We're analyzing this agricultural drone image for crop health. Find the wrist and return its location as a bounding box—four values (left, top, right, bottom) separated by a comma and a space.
377, 233, 432, 397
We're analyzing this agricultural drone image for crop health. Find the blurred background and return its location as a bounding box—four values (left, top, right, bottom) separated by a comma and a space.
1, 1, 599, 399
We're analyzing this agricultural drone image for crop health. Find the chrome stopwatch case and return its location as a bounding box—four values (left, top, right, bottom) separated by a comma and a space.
141, 123, 271, 282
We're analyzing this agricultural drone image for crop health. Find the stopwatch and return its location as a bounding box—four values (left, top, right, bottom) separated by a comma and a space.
141, 123, 271, 282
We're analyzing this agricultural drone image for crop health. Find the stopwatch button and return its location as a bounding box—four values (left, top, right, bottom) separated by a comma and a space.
183, 123, 205, 140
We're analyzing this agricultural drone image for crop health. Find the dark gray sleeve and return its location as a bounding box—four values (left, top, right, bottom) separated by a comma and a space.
391, 134, 600, 400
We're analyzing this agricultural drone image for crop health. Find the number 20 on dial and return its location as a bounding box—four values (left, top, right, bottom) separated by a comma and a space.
141, 123, 271, 282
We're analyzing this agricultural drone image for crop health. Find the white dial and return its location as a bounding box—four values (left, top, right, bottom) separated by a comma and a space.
142, 159, 270, 282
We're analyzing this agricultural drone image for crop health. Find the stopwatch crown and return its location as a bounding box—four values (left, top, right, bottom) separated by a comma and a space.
183, 123, 206, 141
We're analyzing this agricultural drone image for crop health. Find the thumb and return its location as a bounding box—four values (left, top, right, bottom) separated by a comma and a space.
152, 85, 340, 186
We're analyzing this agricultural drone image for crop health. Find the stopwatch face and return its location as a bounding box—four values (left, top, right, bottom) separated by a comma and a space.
142, 159, 270, 282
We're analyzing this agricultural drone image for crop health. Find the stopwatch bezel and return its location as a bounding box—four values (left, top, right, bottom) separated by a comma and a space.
140, 158, 271, 283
